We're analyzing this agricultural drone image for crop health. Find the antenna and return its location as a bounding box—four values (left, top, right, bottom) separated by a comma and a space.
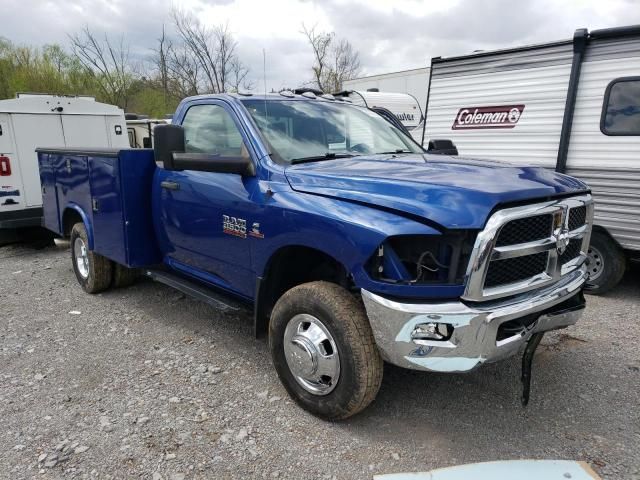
263, 49, 269, 121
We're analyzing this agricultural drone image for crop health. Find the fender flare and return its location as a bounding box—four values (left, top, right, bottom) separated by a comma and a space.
63, 203, 94, 250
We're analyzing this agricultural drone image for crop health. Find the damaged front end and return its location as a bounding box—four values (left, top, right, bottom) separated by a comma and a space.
360, 194, 593, 404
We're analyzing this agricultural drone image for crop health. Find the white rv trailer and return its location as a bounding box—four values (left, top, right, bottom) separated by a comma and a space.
419, 25, 640, 293
334, 90, 424, 131
0, 94, 128, 244
342, 67, 430, 110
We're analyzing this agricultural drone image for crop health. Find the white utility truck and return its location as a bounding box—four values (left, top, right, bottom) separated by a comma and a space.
125, 115, 168, 149
0, 94, 128, 244
417, 25, 640, 293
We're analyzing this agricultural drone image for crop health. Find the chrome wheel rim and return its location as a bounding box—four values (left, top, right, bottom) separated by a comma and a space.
586, 245, 604, 281
283, 314, 340, 396
74, 237, 90, 279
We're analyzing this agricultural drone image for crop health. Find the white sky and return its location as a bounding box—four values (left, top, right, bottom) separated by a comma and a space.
2, 0, 639, 90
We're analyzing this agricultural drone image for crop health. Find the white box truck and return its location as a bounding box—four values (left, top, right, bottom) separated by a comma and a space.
418, 25, 640, 293
0, 94, 128, 245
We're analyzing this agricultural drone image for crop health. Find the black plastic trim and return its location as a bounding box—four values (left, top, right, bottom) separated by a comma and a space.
0, 207, 43, 229
421, 60, 435, 146
555, 28, 589, 173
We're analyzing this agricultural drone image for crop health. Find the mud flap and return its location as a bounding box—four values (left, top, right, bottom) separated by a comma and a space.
521, 332, 544, 406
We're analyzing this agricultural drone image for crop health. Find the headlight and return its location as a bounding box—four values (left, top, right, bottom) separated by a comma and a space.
367, 232, 477, 285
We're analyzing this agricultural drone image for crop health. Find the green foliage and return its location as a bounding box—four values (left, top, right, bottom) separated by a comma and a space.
0, 37, 175, 116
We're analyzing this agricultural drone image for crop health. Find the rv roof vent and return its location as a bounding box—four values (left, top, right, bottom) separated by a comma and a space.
366, 88, 379, 92
301, 91, 317, 99
279, 90, 295, 98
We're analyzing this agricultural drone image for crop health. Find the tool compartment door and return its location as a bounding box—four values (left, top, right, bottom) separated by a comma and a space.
89, 153, 127, 265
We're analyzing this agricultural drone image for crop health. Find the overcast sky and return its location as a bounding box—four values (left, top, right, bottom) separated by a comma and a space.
3, 0, 639, 90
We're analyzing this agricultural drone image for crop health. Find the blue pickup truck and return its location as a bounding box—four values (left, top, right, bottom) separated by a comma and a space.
37, 92, 594, 419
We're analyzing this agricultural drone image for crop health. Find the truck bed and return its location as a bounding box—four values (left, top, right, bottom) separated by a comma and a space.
37, 148, 161, 267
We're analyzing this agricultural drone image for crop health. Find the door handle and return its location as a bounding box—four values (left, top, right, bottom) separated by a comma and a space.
161, 181, 180, 191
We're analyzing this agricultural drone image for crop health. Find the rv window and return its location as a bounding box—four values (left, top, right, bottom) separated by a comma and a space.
601, 77, 640, 136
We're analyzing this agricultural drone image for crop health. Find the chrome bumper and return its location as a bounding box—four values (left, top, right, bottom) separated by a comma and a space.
361, 266, 587, 373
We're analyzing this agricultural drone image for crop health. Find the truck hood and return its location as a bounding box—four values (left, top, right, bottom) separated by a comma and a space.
284, 154, 588, 229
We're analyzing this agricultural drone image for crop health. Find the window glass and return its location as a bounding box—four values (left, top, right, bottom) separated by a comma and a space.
241, 99, 422, 163
182, 104, 244, 154
602, 78, 640, 135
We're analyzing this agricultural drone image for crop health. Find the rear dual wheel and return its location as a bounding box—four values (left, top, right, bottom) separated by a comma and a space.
70, 222, 139, 293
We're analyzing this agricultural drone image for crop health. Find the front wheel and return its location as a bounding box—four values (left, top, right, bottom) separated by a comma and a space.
269, 281, 383, 420
585, 230, 626, 295
70, 223, 113, 294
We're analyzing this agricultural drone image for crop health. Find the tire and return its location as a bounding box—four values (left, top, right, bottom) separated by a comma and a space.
70, 222, 113, 294
585, 230, 626, 295
112, 263, 139, 288
269, 281, 383, 420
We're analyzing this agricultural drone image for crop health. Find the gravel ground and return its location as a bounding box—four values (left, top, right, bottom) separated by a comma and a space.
0, 241, 638, 480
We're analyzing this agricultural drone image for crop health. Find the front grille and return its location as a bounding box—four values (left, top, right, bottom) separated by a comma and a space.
463, 194, 593, 302
485, 252, 548, 288
495, 214, 553, 246
559, 238, 582, 265
568, 206, 587, 231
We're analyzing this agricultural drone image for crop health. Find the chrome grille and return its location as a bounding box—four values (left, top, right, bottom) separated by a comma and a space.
463, 194, 594, 302
495, 214, 553, 246
568, 205, 587, 231
485, 252, 548, 288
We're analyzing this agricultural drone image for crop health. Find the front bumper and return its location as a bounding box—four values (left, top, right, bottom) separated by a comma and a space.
361, 265, 587, 373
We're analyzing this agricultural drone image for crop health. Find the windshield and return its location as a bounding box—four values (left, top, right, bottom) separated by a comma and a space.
241, 99, 424, 163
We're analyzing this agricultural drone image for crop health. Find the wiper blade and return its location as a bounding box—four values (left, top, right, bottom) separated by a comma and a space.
290, 153, 357, 165
376, 149, 413, 154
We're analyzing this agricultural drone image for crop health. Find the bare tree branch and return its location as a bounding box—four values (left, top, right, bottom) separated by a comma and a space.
301, 23, 360, 92
69, 26, 133, 108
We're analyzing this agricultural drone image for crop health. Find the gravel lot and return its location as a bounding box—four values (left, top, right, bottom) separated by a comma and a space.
1, 241, 638, 480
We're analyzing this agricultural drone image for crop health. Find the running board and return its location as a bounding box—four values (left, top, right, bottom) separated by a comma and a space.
144, 269, 245, 313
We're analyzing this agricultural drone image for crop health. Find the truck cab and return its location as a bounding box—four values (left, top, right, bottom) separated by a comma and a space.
38, 92, 594, 419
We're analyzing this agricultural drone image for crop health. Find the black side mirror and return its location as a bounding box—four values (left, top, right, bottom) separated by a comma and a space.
172, 153, 255, 176
427, 139, 458, 156
154, 124, 185, 169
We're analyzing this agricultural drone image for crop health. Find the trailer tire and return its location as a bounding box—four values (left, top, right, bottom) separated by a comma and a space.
70, 222, 112, 294
112, 264, 139, 288
585, 230, 626, 295
269, 281, 383, 420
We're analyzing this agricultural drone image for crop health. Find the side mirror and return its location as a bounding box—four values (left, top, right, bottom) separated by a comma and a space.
154, 124, 185, 170
427, 139, 458, 156
172, 153, 255, 176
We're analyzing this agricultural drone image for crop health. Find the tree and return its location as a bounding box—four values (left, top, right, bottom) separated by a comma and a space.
169, 8, 248, 94
69, 27, 134, 108
302, 24, 361, 92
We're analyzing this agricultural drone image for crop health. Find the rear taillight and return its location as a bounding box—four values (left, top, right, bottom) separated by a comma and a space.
0, 156, 10, 176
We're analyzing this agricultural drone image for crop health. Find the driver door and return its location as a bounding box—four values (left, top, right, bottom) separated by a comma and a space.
156, 102, 258, 298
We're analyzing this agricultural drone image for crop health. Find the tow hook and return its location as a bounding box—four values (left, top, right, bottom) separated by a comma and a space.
521, 332, 545, 407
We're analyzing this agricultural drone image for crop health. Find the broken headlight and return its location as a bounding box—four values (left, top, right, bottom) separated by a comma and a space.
367, 232, 477, 285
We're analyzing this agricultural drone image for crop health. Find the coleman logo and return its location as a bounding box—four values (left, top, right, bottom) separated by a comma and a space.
452, 105, 525, 130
